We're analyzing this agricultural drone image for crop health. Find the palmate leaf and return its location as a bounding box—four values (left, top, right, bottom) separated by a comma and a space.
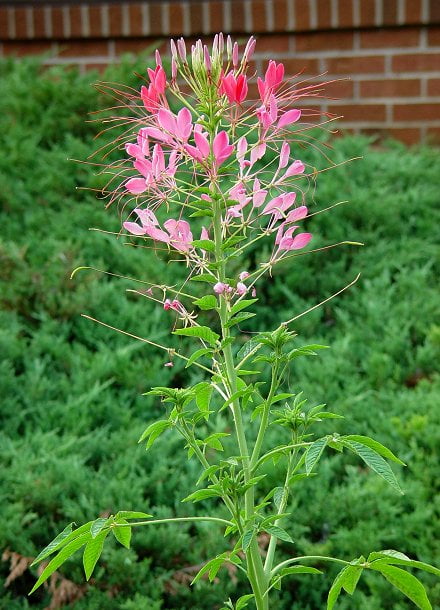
83, 529, 108, 580
305, 437, 328, 474
112, 520, 132, 549
368, 550, 440, 577
370, 563, 432, 610
343, 440, 403, 493
327, 561, 364, 610
30, 532, 91, 594
173, 325, 220, 346
31, 521, 93, 566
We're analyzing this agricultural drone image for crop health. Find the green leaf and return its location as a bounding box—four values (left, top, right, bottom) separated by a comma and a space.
368, 551, 440, 577
115, 511, 153, 520
29, 532, 90, 594
271, 393, 295, 405
182, 488, 221, 503
343, 440, 403, 493
112, 520, 132, 549
185, 348, 212, 368
173, 326, 220, 346
190, 273, 217, 284
305, 437, 328, 475
264, 525, 293, 543
225, 312, 256, 329
280, 565, 323, 577
236, 594, 255, 610
191, 552, 231, 584
138, 420, 171, 448
327, 562, 364, 610
230, 299, 258, 316
90, 517, 108, 538
273, 487, 284, 510
242, 529, 255, 552
31, 522, 76, 565
193, 295, 218, 310
83, 529, 108, 580
343, 435, 406, 465
237, 339, 262, 361
370, 563, 432, 610
195, 382, 213, 415
191, 239, 216, 252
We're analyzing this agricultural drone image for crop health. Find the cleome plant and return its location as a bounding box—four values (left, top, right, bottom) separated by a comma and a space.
30, 34, 439, 609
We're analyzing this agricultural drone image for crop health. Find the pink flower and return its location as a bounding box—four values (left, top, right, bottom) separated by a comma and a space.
277, 109, 302, 129
219, 72, 248, 103
236, 282, 247, 295
239, 271, 250, 281
213, 131, 234, 167
285, 205, 308, 223
163, 219, 193, 252
125, 128, 149, 159
257, 60, 285, 101
157, 107, 193, 142
275, 225, 312, 252
147, 65, 167, 95
214, 282, 228, 294
263, 192, 297, 222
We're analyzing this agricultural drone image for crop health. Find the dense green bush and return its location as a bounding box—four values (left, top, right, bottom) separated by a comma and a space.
0, 56, 439, 609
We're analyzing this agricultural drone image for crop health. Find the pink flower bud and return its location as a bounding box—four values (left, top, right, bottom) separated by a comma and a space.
163, 299, 172, 310
171, 58, 177, 80
170, 39, 177, 60
214, 282, 227, 294
239, 271, 250, 281
236, 282, 247, 296
155, 49, 162, 67
232, 42, 239, 68
164, 361, 174, 367
251, 288, 257, 297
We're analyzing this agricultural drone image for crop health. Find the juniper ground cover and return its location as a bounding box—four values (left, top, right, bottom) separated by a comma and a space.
0, 56, 439, 609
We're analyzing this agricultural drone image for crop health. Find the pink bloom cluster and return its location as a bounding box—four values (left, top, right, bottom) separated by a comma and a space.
116, 33, 317, 290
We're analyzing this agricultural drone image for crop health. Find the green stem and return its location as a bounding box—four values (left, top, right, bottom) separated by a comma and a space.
212, 197, 268, 610
113, 516, 234, 528
271, 555, 350, 579
250, 364, 279, 470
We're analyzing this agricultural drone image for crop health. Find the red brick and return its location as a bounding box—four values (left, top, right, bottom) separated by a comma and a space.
324, 78, 355, 99
83, 62, 111, 73
168, 3, 184, 36
330, 103, 387, 122
0, 8, 9, 39
386, 128, 421, 145
427, 27, 440, 46
57, 41, 109, 58
148, 3, 163, 36
430, 0, 440, 23
33, 7, 46, 38
283, 57, 319, 74
326, 55, 385, 74
295, 0, 310, 31
209, 2, 224, 33
427, 78, 440, 96
360, 27, 420, 48
108, 5, 124, 37
295, 31, 354, 52
383, 0, 398, 25
317, 0, 332, 29
114, 39, 156, 55
252, 1, 267, 32
3, 41, 53, 56
88, 5, 103, 38
393, 103, 440, 121
338, 0, 353, 28
69, 6, 83, 38
404, 0, 422, 24
256, 34, 290, 53
14, 8, 28, 39
360, 0, 376, 27
392, 53, 440, 72
360, 78, 421, 97
190, 2, 205, 34
273, 0, 288, 31
51, 7, 65, 38
426, 127, 440, 143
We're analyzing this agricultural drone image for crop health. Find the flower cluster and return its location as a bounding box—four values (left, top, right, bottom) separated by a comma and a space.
103, 33, 321, 304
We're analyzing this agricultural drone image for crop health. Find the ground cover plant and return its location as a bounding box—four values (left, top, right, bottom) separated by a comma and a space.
0, 46, 439, 610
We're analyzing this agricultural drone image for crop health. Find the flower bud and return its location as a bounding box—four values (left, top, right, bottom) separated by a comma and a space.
236, 282, 247, 296
214, 282, 227, 294
239, 271, 250, 281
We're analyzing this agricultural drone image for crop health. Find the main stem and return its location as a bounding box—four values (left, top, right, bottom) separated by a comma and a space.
212, 197, 268, 610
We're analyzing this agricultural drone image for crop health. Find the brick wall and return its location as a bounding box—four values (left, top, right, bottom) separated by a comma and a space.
1, 0, 439, 143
